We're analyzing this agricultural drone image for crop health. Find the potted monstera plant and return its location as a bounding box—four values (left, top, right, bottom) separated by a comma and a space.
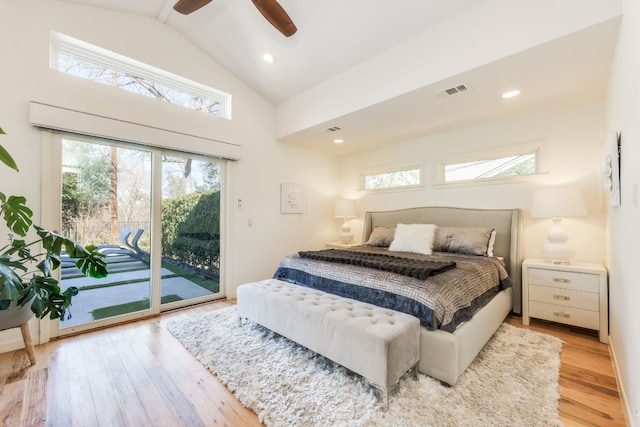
0, 125, 108, 328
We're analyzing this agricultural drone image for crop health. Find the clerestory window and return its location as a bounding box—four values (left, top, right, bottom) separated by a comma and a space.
50, 32, 231, 119
360, 163, 423, 191
436, 141, 546, 186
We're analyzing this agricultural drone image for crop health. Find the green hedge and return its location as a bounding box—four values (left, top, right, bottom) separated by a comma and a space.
162, 190, 220, 276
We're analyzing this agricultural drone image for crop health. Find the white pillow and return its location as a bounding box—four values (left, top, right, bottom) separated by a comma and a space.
388, 223, 436, 255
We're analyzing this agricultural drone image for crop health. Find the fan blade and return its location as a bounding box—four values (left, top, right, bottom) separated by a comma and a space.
251, 0, 297, 37
174, 0, 213, 15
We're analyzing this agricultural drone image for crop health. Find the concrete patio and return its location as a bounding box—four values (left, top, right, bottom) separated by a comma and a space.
60, 253, 214, 327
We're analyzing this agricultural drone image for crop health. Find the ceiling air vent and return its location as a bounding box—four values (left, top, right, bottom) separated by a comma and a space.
324, 126, 342, 132
435, 83, 472, 99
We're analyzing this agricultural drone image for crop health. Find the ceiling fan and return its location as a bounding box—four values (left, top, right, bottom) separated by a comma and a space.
173, 0, 297, 37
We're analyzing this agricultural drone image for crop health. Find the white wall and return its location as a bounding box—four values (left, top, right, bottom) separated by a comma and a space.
276, 0, 621, 140
0, 0, 337, 348
606, 0, 640, 424
338, 102, 608, 264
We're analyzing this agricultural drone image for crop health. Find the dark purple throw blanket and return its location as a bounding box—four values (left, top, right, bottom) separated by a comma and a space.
298, 249, 456, 280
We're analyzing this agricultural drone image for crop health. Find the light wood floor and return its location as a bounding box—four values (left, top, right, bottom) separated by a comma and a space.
0, 299, 627, 426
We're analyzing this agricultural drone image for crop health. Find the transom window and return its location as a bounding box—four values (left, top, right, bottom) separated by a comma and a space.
360, 164, 422, 191
50, 32, 231, 119
437, 141, 545, 185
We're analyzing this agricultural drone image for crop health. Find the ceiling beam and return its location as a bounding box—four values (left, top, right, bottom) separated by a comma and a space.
157, 0, 175, 23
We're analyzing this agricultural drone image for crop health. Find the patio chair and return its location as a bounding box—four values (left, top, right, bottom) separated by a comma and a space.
61, 227, 137, 278
96, 226, 135, 256
127, 228, 150, 264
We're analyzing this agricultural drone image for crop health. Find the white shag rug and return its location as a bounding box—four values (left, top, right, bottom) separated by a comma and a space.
167, 306, 563, 427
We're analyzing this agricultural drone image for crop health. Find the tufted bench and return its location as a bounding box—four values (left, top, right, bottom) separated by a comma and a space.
237, 279, 420, 409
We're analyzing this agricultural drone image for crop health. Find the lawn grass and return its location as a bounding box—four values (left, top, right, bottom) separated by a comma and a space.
63, 258, 219, 294
77, 275, 179, 291
91, 294, 183, 320
161, 261, 219, 293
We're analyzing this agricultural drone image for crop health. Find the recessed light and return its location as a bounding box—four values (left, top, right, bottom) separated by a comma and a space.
502, 90, 520, 99
334, 139, 344, 144
263, 52, 276, 64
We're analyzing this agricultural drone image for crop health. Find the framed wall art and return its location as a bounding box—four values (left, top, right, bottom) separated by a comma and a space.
602, 131, 621, 207
280, 183, 306, 214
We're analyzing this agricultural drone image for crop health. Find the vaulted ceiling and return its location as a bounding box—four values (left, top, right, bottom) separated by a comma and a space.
46, 0, 622, 154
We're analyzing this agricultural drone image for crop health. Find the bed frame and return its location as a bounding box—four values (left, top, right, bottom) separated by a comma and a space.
362, 206, 522, 385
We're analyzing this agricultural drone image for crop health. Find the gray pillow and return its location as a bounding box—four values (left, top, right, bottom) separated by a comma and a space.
364, 226, 396, 247
433, 226, 494, 256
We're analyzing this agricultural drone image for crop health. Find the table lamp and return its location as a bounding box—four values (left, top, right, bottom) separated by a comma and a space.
531, 186, 587, 264
334, 199, 358, 244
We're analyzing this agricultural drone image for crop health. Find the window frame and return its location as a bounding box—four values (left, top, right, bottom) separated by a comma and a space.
434, 140, 547, 187
50, 31, 232, 119
42, 131, 228, 339
358, 162, 424, 192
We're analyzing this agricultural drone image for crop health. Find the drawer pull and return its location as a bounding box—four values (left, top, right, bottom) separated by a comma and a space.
553, 312, 571, 319
553, 277, 570, 283
553, 295, 570, 301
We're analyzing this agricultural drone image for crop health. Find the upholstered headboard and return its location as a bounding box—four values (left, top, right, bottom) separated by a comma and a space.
362, 206, 523, 313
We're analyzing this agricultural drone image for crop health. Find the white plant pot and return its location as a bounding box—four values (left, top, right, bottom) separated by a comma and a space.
0, 301, 34, 331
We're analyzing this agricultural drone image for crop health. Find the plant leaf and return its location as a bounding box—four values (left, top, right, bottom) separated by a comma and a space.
3, 239, 34, 262
0, 252, 28, 273
0, 144, 19, 172
1, 196, 33, 236
25, 275, 64, 319
75, 256, 109, 279
0, 261, 23, 301
35, 226, 108, 278
0, 127, 19, 172
36, 226, 80, 256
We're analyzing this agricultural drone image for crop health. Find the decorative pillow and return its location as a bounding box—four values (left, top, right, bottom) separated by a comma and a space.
433, 226, 495, 256
364, 226, 396, 247
388, 223, 436, 255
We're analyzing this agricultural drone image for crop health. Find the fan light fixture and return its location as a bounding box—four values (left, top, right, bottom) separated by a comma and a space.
334, 139, 344, 144
263, 52, 276, 64
531, 186, 587, 264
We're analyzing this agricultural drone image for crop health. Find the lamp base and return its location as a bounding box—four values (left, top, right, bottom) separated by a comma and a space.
542, 243, 575, 264
339, 232, 354, 244
339, 219, 353, 244
542, 218, 575, 264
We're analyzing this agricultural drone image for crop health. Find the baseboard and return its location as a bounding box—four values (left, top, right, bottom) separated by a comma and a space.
0, 338, 28, 354
609, 339, 636, 426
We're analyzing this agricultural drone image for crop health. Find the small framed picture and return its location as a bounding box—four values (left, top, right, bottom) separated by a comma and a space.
280, 183, 306, 214
602, 131, 621, 207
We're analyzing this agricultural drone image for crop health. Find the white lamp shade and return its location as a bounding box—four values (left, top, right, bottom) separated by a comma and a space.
530, 186, 587, 218
334, 199, 358, 218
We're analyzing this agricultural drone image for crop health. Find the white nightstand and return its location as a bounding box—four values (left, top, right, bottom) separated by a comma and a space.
522, 258, 608, 343
325, 241, 361, 248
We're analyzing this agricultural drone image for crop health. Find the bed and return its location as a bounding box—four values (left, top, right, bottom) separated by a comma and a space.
273, 206, 522, 385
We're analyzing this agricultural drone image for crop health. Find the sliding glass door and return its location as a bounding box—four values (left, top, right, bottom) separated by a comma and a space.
50, 135, 224, 336
160, 154, 221, 309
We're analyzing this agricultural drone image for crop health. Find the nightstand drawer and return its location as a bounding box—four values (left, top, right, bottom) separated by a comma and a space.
529, 285, 599, 311
529, 301, 599, 330
528, 268, 599, 293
